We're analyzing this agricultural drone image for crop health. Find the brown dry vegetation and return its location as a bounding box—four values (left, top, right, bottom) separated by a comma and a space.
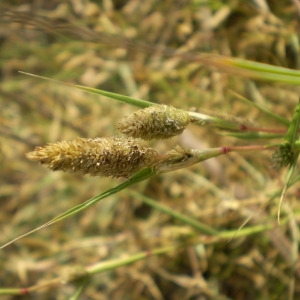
0, 1, 300, 299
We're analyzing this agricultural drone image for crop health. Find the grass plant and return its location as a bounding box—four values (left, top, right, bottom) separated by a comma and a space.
1, 1, 300, 299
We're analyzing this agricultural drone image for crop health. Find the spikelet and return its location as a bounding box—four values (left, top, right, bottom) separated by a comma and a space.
271, 143, 294, 170
117, 105, 190, 140
163, 146, 193, 165
26, 137, 159, 178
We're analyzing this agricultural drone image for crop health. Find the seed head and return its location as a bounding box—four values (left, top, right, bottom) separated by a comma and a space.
26, 137, 159, 178
117, 105, 190, 140
271, 143, 294, 170
163, 146, 193, 165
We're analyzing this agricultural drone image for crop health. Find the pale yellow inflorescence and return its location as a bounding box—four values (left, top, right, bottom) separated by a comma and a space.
117, 105, 190, 140
26, 137, 159, 178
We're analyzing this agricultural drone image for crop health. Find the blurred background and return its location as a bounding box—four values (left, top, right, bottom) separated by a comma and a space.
1, 1, 300, 299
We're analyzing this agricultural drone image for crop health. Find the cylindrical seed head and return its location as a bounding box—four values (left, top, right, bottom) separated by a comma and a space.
117, 105, 190, 140
26, 137, 159, 178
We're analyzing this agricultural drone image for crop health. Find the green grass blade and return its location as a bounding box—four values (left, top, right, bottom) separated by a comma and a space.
87, 244, 182, 275
0, 167, 156, 249
277, 100, 300, 221
230, 90, 290, 126
69, 277, 89, 300
284, 99, 300, 146
19, 71, 155, 108
222, 57, 300, 84
229, 58, 300, 76
278, 150, 300, 222
129, 191, 219, 236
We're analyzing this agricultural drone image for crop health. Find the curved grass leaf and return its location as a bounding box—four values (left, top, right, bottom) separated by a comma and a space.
19, 72, 155, 108
0, 167, 157, 249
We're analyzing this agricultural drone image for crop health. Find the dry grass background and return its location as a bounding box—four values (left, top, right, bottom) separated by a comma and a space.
1, 0, 300, 299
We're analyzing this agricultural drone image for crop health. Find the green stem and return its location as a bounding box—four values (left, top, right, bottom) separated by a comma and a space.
129, 191, 219, 236
86, 244, 180, 275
